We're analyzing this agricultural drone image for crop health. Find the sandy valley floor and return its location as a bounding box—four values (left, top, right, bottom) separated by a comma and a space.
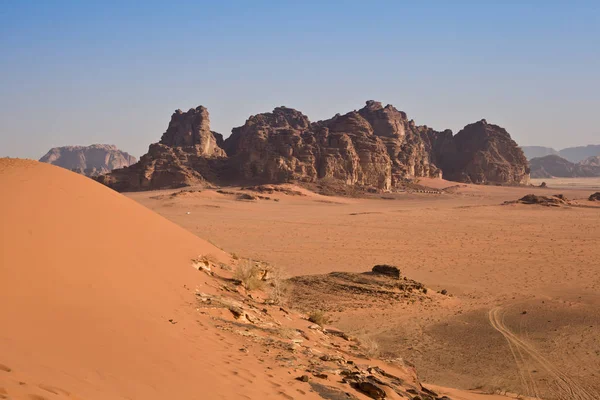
129, 179, 600, 400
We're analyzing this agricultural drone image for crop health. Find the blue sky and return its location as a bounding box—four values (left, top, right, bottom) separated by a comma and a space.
1, 1, 599, 159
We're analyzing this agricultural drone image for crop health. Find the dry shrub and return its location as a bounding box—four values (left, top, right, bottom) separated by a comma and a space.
267, 265, 289, 305
359, 336, 381, 358
233, 260, 264, 291
308, 310, 329, 326
277, 327, 298, 339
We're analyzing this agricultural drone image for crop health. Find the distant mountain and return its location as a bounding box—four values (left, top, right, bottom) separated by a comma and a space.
580, 155, 600, 167
521, 146, 558, 160
529, 154, 600, 178
558, 145, 600, 163
522, 144, 600, 162
39, 144, 137, 177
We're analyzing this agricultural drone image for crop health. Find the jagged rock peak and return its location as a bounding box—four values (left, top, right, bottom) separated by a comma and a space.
357, 100, 408, 137
244, 107, 311, 130
159, 106, 225, 157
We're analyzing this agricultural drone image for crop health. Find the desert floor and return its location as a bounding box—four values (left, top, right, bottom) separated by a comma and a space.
129, 179, 600, 400
5, 160, 530, 400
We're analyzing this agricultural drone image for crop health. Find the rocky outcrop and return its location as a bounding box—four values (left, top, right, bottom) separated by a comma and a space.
99, 101, 530, 191
509, 194, 571, 207
529, 155, 600, 178
39, 144, 136, 177
97, 107, 226, 191
429, 119, 530, 184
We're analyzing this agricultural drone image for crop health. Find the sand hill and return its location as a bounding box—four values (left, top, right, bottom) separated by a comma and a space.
0, 159, 300, 399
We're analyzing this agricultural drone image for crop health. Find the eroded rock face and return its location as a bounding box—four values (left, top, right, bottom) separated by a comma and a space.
159, 106, 226, 157
428, 120, 530, 184
39, 144, 136, 177
99, 102, 530, 191
97, 107, 226, 191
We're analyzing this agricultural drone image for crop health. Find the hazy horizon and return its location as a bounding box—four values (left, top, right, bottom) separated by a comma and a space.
1, 1, 599, 159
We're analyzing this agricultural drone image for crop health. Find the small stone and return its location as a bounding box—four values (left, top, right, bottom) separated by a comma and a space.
297, 375, 310, 382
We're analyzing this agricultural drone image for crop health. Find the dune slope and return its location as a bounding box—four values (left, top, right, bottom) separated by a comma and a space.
0, 159, 300, 399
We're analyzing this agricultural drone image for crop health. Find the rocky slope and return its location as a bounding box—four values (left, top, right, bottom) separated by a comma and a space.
39, 144, 136, 176
98, 101, 529, 191
529, 154, 600, 178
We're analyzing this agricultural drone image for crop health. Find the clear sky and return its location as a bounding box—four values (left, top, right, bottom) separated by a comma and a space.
1, 1, 599, 159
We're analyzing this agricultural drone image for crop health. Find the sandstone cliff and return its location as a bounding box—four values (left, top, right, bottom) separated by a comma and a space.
429, 119, 530, 184
99, 101, 530, 191
98, 106, 226, 191
39, 144, 136, 177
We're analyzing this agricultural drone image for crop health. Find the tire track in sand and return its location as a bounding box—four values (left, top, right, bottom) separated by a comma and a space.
488, 306, 597, 400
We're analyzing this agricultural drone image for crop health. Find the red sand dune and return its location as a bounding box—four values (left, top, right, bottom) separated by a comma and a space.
0, 159, 316, 399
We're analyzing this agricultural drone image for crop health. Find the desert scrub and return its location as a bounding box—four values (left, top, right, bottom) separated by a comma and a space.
267, 264, 288, 305
308, 310, 329, 326
359, 336, 380, 358
233, 260, 264, 290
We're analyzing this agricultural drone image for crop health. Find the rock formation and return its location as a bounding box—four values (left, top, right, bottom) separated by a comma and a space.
97, 106, 226, 191
39, 144, 136, 177
98, 101, 530, 191
430, 119, 530, 184
508, 194, 571, 207
529, 154, 600, 178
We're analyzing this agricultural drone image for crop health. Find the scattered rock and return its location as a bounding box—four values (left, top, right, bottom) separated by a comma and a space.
323, 327, 351, 341
297, 375, 310, 382
440, 289, 448, 295
514, 194, 571, 207
372, 265, 401, 279
589, 192, 600, 201
236, 193, 257, 201
309, 382, 360, 400
356, 381, 387, 399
